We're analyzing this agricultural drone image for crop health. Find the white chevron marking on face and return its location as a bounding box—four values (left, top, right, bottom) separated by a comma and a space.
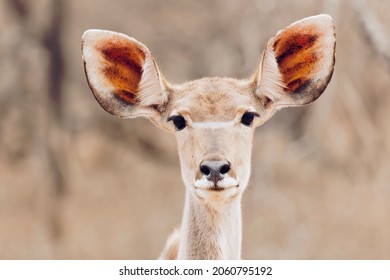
192, 121, 235, 129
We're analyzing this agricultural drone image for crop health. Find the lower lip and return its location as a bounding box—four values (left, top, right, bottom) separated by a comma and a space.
209, 186, 225, 192
196, 185, 239, 192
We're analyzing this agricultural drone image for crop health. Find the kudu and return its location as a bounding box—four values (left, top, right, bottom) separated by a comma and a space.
82, 14, 336, 259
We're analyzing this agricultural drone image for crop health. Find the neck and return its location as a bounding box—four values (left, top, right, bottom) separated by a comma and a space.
178, 191, 242, 259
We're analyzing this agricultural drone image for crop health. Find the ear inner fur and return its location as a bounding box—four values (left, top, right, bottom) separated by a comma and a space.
256, 14, 335, 107
82, 29, 167, 119
274, 24, 323, 94
97, 40, 146, 105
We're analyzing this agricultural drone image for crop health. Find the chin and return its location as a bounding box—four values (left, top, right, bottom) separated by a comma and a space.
195, 186, 241, 204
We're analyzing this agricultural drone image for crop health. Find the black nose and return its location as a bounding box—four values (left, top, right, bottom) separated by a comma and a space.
200, 161, 230, 183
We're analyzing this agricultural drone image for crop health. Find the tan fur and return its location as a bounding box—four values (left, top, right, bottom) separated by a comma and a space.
159, 228, 180, 260
82, 15, 336, 259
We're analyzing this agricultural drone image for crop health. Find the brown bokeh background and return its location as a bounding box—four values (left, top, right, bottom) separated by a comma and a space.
1, 0, 389, 259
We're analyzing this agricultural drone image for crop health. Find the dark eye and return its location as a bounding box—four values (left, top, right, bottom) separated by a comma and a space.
241, 112, 259, 126
168, 115, 187, 131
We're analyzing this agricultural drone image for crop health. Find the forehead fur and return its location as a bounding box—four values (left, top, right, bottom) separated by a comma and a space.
168, 77, 258, 121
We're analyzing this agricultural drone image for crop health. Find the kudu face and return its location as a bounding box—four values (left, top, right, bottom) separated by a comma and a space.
163, 78, 261, 202
82, 15, 335, 205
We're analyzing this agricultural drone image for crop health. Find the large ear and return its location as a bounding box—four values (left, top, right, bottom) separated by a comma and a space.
255, 14, 335, 109
81, 29, 168, 119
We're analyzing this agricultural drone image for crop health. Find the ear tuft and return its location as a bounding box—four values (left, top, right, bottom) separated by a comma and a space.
256, 14, 336, 107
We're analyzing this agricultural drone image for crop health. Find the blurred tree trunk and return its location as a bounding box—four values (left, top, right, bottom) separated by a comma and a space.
42, 0, 67, 242
6, 0, 67, 245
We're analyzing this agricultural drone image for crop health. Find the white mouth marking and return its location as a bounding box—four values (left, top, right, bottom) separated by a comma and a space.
192, 121, 235, 129
194, 176, 239, 189
217, 177, 239, 188
194, 177, 214, 189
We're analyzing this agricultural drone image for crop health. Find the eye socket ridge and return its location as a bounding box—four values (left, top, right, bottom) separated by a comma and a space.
241, 111, 260, 126
167, 115, 187, 131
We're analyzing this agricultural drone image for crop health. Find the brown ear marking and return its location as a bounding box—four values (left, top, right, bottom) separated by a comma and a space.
273, 23, 327, 94
97, 40, 147, 105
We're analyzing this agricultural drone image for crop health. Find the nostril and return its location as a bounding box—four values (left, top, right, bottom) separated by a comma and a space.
200, 165, 211, 176
220, 164, 230, 174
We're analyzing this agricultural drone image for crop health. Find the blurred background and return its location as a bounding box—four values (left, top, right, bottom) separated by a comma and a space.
0, 0, 389, 259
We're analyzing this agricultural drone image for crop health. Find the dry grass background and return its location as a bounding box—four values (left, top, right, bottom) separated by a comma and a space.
0, 0, 389, 259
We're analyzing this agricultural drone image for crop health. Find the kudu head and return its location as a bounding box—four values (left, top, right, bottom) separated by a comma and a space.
82, 15, 335, 206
